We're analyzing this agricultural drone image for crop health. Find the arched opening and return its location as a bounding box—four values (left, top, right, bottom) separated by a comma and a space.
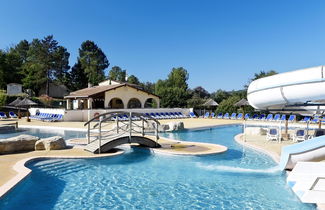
127, 98, 142, 109
108, 98, 124, 109
144, 98, 158, 108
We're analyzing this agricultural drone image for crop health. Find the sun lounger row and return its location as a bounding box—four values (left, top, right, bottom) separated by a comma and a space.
0, 111, 17, 119
246, 114, 297, 122
145, 112, 189, 119
302, 116, 325, 124
110, 112, 190, 121
205, 112, 298, 122
267, 128, 325, 142
30, 113, 63, 122
0, 112, 7, 119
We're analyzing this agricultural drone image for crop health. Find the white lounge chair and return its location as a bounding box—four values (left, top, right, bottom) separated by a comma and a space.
266, 128, 280, 141
292, 129, 308, 142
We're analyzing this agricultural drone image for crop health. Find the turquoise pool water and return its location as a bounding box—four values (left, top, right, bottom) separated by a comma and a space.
0, 125, 315, 209
0, 127, 86, 140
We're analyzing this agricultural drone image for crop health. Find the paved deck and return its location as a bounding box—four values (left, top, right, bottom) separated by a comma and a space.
1, 117, 325, 208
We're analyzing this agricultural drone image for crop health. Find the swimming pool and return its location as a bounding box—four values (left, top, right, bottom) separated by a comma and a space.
0, 125, 315, 209
0, 127, 86, 140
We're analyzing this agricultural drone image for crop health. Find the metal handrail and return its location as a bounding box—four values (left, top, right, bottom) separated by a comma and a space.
84, 111, 160, 126
85, 111, 161, 148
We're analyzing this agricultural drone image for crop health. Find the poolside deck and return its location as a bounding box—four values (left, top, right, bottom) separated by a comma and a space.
1, 117, 325, 208
0, 118, 237, 195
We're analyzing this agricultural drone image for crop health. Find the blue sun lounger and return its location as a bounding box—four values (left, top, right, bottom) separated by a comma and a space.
217, 113, 223, 119
288, 115, 296, 123
9, 111, 17, 118
168, 112, 177, 118
223, 113, 230, 119
155, 113, 163, 119
280, 114, 286, 121
265, 114, 273, 121
189, 112, 197, 118
310, 116, 321, 124
0, 112, 7, 119
236, 113, 243, 119
176, 112, 182, 118
150, 113, 158, 119
244, 113, 250, 120
230, 113, 237, 119
300, 116, 311, 123
175, 112, 184, 118
159, 113, 167, 119
249, 114, 258, 120
272, 114, 280, 121
258, 114, 266, 120
204, 112, 209, 118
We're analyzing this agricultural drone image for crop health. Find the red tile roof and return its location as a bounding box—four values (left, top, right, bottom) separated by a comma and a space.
64, 84, 160, 99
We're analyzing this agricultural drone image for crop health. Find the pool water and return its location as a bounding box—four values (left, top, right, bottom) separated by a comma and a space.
0, 125, 315, 209
0, 127, 86, 140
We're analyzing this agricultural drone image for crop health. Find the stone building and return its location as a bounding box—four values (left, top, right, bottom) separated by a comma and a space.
7, 83, 22, 95
64, 80, 160, 110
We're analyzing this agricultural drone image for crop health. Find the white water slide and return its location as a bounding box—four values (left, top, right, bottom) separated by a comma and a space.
247, 65, 325, 114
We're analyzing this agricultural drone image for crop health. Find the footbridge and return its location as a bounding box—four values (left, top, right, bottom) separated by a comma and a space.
84, 111, 161, 154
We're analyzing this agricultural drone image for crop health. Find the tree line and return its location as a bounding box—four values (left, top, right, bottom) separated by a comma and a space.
0, 35, 109, 95
0, 35, 277, 113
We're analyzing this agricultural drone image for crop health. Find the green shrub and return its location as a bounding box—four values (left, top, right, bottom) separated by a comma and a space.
0, 90, 7, 106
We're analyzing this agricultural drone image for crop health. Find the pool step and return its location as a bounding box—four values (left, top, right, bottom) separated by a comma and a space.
287, 162, 325, 203
33, 160, 91, 177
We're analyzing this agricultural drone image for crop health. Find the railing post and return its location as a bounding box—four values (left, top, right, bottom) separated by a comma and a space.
129, 112, 132, 143
98, 120, 102, 154
243, 119, 246, 142
87, 123, 90, 144
142, 118, 144, 136
116, 117, 119, 134
155, 121, 159, 141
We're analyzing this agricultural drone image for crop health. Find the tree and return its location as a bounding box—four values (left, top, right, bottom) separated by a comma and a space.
68, 60, 88, 91
186, 95, 206, 108
245, 70, 277, 89
216, 95, 241, 114
211, 89, 231, 104
191, 86, 210, 98
21, 35, 70, 95
155, 67, 190, 107
0, 40, 30, 88
7, 40, 30, 84
140, 82, 155, 93
127, 75, 140, 85
79, 40, 109, 86
108, 66, 126, 82
53, 46, 70, 85
0, 51, 6, 88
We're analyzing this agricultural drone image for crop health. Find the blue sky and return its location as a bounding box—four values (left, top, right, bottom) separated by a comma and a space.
1, 0, 325, 92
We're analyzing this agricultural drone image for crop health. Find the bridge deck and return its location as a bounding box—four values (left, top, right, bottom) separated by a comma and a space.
84, 132, 160, 154
84, 111, 160, 154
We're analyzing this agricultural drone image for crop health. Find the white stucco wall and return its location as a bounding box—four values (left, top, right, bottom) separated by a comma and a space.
29, 108, 65, 115
104, 86, 160, 108
64, 108, 191, 122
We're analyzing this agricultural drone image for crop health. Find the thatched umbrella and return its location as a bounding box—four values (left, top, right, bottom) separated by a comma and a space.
234, 98, 249, 107
8, 97, 22, 106
17, 98, 38, 122
202, 99, 219, 115
8, 97, 23, 118
203, 98, 219, 107
234, 98, 250, 119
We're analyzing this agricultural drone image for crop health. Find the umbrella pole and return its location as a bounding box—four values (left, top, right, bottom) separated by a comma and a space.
26, 106, 30, 122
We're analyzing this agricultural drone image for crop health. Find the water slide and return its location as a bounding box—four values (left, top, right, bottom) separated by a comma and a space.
279, 135, 325, 170
247, 65, 325, 112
